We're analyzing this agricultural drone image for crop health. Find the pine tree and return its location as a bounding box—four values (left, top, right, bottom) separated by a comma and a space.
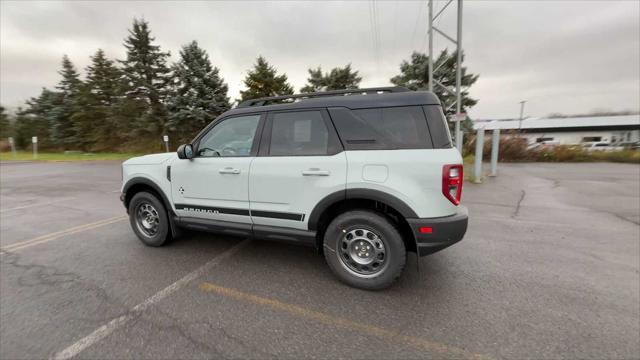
239, 56, 293, 101
324, 64, 362, 91
301, 64, 362, 93
390, 50, 478, 119
0, 106, 11, 139
167, 41, 231, 144
14, 89, 61, 149
118, 18, 171, 143
50, 55, 82, 148
72, 49, 125, 151
300, 67, 325, 93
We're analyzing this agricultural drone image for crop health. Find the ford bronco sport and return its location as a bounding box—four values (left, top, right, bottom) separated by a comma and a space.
120, 87, 468, 290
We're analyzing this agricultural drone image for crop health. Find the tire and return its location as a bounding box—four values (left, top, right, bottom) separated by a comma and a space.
323, 210, 406, 290
128, 191, 171, 247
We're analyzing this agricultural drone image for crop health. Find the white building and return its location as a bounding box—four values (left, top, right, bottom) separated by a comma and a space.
474, 114, 640, 145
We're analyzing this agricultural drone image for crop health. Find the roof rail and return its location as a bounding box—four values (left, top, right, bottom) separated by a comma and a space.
237, 86, 411, 108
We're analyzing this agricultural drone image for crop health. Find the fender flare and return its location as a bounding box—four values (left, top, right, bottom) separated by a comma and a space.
307, 188, 418, 231
123, 177, 178, 237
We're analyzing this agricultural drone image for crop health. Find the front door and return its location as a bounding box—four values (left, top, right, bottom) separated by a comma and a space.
171, 114, 263, 224
249, 109, 347, 231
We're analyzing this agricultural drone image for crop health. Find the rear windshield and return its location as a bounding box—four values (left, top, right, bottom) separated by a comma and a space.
328, 105, 452, 150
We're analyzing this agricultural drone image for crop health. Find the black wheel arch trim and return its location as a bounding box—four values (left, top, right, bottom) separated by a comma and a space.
307, 188, 418, 231
122, 177, 178, 237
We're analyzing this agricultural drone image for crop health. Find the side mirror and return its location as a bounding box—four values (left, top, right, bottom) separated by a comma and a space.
177, 144, 194, 159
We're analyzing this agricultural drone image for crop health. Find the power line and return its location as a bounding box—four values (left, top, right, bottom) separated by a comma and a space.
368, 1, 378, 67
392, 0, 398, 54
371, 0, 381, 70
422, 0, 445, 53
411, 0, 426, 50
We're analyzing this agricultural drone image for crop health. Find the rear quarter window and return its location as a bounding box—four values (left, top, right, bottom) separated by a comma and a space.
329, 106, 434, 150
422, 105, 453, 149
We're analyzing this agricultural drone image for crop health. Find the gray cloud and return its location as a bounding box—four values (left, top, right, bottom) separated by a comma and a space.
1, 0, 638, 119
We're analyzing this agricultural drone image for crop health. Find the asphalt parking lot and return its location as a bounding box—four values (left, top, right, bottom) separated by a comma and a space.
1, 160, 638, 359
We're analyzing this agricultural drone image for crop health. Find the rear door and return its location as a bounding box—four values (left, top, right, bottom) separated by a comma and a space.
249, 109, 346, 230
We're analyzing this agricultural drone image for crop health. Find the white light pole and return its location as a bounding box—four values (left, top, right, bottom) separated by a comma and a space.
519, 100, 526, 132
473, 127, 484, 184
490, 129, 500, 177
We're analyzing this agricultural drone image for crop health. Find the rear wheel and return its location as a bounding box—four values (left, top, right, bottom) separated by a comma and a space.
323, 210, 406, 290
128, 191, 171, 247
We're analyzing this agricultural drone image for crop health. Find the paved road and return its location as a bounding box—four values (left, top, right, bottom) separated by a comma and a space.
1, 161, 638, 359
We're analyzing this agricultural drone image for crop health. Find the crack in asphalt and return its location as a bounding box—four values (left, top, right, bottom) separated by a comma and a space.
611, 212, 640, 226
512, 190, 526, 218
0, 250, 132, 325
0, 251, 80, 287
134, 307, 277, 359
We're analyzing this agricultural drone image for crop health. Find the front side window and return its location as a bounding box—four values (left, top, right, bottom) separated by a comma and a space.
197, 114, 260, 157
269, 111, 329, 156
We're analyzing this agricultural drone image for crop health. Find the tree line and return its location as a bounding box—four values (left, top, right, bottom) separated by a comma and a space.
0, 18, 477, 152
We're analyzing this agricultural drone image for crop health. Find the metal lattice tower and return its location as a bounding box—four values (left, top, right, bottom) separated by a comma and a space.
427, 0, 464, 152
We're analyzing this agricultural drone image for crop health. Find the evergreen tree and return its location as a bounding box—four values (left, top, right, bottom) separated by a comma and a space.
0, 106, 11, 139
50, 55, 82, 148
167, 41, 231, 143
239, 56, 293, 101
118, 18, 171, 142
391, 49, 478, 122
14, 89, 61, 149
72, 49, 125, 150
301, 64, 362, 93
300, 67, 324, 93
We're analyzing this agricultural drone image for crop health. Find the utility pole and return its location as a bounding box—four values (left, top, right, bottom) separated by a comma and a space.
428, 0, 464, 152
428, 0, 434, 91
455, 0, 463, 152
519, 100, 526, 131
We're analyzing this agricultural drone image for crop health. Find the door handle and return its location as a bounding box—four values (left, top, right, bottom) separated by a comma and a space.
219, 167, 241, 174
302, 168, 330, 176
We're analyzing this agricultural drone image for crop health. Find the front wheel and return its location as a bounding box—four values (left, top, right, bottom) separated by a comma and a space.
323, 210, 406, 290
128, 191, 171, 247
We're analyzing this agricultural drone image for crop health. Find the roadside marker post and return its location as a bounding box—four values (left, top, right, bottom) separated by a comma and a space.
163, 135, 169, 153
473, 127, 484, 183
8, 137, 16, 158
32, 136, 38, 160
490, 129, 500, 177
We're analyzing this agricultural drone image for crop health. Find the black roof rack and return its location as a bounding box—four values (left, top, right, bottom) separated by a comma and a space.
237, 86, 411, 108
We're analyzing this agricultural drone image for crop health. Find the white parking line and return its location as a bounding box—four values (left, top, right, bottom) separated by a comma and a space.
50, 239, 251, 360
0, 198, 76, 213
1, 216, 127, 252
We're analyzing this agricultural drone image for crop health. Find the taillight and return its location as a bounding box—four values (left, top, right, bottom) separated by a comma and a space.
442, 164, 463, 205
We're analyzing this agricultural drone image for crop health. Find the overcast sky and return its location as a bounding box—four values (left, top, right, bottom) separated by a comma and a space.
1, 0, 639, 119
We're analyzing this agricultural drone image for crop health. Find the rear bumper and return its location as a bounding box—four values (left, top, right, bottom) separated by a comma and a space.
407, 206, 468, 256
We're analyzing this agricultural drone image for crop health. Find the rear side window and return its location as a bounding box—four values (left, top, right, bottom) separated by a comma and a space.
422, 105, 453, 148
329, 106, 434, 150
269, 111, 330, 156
